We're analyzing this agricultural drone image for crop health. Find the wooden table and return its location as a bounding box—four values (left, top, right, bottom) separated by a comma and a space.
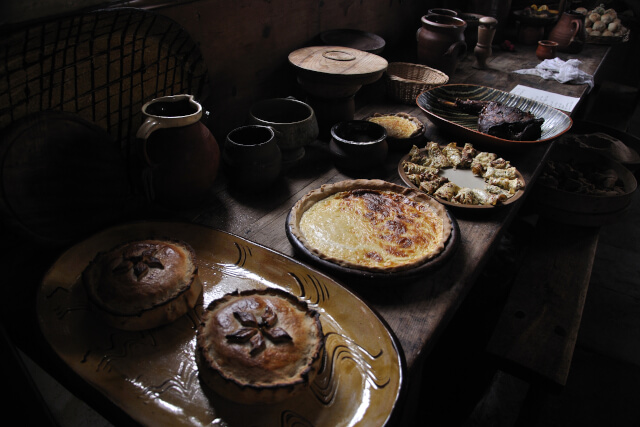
176, 42, 609, 419
2, 42, 611, 425
182, 42, 609, 367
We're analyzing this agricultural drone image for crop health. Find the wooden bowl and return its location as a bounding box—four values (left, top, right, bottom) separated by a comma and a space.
533, 143, 637, 226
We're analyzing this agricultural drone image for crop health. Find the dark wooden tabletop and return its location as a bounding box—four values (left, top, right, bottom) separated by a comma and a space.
176, 42, 610, 373
1, 41, 611, 426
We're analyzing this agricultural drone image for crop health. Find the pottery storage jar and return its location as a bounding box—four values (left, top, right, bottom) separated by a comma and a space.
417, 14, 467, 77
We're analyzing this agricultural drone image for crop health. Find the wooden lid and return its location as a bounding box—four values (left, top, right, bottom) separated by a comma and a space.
288, 46, 388, 84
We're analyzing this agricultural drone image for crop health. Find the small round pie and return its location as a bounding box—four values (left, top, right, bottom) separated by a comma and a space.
82, 238, 202, 331
289, 179, 452, 273
196, 288, 324, 404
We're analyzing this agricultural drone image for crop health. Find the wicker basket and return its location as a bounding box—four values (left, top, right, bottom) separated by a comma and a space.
385, 62, 449, 104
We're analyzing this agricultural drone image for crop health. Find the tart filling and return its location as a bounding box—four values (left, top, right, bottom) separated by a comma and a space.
197, 288, 324, 404
366, 113, 424, 140
290, 179, 452, 272
82, 238, 201, 330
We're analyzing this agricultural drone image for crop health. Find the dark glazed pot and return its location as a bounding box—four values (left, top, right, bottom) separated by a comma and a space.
417, 15, 467, 77
329, 121, 388, 172
548, 11, 586, 53
223, 125, 282, 191
136, 94, 220, 205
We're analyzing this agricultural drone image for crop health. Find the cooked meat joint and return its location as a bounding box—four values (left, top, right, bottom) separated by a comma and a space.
447, 98, 545, 141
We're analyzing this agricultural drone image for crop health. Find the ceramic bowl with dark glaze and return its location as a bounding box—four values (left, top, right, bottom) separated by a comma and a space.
329, 120, 388, 171
416, 84, 573, 149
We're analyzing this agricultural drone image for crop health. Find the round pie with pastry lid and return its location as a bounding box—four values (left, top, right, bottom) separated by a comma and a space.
288, 179, 452, 273
196, 288, 324, 404
82, 238, 202, 331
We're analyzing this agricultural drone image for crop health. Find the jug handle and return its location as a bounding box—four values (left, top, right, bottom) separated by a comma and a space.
136, 118, 170, 166
570, 19, 582, 40
445, 41, 467, 58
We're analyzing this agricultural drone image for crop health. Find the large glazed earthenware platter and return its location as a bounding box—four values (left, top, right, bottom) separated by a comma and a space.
37, 221, 405, 427
286, 180, 460, 283
416, 84, 573, 149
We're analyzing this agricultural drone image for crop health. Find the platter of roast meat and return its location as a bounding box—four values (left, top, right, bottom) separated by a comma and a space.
416, 84, 573, 149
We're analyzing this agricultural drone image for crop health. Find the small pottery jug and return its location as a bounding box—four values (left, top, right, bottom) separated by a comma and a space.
223, 125, 282, 191
548, 11, 586, 53
474, 16, 498, 69
536, 40, 559, 60
136, 94, 220, 205
417, 14, 467, 77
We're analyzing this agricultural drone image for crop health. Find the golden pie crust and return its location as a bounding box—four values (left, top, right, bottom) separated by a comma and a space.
82, 238, 202, 331
289, 179, 452, 272
196, 288, 324, 404
366, 113, 424, 140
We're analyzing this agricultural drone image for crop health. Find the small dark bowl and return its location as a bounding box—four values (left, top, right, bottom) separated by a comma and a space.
329, 120, 388, 171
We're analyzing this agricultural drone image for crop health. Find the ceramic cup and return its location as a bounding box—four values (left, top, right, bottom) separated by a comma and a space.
536, 40, 559, 60
223, 125, 282, 191
248, 97, 319, 170
329, 120, 388, 172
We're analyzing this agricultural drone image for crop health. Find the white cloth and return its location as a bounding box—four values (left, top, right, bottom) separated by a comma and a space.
513, 58, 594, 91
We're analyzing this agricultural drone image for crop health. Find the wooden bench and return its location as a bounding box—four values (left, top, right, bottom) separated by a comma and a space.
486, 216, 599, 387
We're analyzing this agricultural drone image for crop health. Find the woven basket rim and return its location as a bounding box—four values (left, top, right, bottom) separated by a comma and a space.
385, 62, 449, 84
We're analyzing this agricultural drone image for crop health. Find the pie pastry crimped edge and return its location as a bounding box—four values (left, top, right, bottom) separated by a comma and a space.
196, 287, 324, 404
82, 238, 202, 331
288, 179, 453, 273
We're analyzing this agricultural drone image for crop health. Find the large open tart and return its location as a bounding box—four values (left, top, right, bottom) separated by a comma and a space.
196, 288, 324, 404
82, 238, 202, 331
288, 179, 452, 273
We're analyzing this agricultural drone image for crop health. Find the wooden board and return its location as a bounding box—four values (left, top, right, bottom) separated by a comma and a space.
486, 218, 599, 386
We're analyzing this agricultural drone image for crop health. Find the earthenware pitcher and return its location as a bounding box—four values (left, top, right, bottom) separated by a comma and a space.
417, 14, 467, 77
548, 11, 586, 53
136, 94, 220, 205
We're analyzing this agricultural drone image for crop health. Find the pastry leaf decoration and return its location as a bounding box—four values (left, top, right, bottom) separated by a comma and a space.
227, 305, 292, 356
113, 248, 165, 281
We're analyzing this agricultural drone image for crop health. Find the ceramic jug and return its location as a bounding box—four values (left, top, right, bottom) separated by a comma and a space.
136, 94, 220, 205
417, 14, 467, 77
548, 11, 586, 53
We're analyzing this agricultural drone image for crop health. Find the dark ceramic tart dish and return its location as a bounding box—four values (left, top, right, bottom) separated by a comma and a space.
286, 180, 460, 283
417, 84, 573, 149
